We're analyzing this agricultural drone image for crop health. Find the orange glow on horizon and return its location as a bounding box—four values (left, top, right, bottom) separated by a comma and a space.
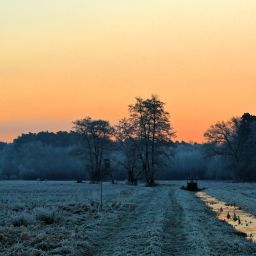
1, 1, 256, 143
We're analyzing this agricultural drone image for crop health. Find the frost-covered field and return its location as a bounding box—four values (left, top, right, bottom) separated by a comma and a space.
0, 181, 256, 256
201, 181, 256, 216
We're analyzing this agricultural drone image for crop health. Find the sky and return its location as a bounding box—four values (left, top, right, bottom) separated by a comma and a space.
1, 0, 256, 143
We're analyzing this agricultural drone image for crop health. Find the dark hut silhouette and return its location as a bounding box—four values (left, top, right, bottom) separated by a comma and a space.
182, 177, 204, 192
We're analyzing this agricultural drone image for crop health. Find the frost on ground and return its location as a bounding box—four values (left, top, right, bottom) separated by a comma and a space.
197, 191, 256, 241
0, 181, 256, 256
201, 181, 256, 216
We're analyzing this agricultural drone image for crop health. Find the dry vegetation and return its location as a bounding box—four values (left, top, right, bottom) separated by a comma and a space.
0, 181, 256, 255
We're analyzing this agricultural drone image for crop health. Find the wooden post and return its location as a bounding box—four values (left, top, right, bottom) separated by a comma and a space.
100, 178, 103, 210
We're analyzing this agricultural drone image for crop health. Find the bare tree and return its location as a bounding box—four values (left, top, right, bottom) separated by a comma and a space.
128, 95, 175, 186
73, 117, 114, 182
204, 118, 240, 159
115, 118, 139, 185
204, 114, 256, 180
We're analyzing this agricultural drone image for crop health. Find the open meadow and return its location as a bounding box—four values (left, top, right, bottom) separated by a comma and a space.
1, 181, 256, 256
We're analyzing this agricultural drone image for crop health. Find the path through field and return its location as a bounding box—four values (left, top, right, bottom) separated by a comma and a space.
1, 181, 256, 256
92, 185, 256, 256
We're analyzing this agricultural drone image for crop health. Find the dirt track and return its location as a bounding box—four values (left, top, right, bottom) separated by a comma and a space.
93, 185, 256, 256
1, 181, 256, 256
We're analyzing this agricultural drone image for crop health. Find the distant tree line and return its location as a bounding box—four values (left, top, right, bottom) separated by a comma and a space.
0, 96, 255, 182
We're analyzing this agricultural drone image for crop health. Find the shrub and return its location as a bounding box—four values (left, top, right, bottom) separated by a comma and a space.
34, 208, 61, 225
11, 212, 35, 227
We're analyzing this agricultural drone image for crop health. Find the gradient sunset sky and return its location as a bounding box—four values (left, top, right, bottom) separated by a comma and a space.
1, 1, 256, 143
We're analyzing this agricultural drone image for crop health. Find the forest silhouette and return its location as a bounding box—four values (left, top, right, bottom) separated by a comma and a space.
1, 96, 256, 182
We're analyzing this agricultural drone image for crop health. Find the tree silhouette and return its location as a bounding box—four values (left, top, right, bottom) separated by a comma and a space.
204, 113, 256, 180
115, 118, 139, 185
128, 95, 175, 186
73, 117, 114, 182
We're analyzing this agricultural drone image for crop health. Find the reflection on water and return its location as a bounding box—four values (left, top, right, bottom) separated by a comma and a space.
197, 192, 256, 242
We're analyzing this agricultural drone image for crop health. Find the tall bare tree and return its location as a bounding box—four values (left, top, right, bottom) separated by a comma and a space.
73, 117, 114, 182
128, 95, 175, 186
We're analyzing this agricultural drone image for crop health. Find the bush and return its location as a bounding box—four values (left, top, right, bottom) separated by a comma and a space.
34, 208, 61, 225
11, 212, 35, 227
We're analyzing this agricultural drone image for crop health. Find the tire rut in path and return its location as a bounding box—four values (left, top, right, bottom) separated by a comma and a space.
93, 187, 169, 256
160, 188, 193, 256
